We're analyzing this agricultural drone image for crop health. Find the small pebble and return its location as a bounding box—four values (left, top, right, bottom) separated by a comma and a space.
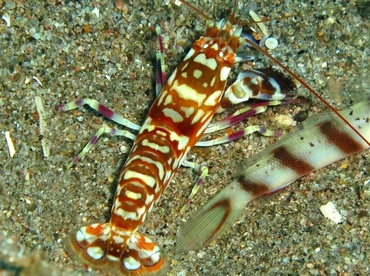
265, 37, 278, 49
320, 202, 343, 224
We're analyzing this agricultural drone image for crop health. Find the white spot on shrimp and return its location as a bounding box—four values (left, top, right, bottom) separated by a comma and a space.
162, 108, 184, 123
194, 53, 217, 70
183, 48, 195, 61
167, 68, 177, 86
180, 106, 195, 118
220, 66, 231, 81
124, 170, 156, 188
210, 76, 216, 87
163, 95, 173, 106
172, 80, 206, 105
87, 247, 104, 259
211, 43, 219, 50
191, 109, 205, 124
125, 190, 142, 200
193, 69, 202, 79
204, 90, 222, 106
169, 132, 189, 151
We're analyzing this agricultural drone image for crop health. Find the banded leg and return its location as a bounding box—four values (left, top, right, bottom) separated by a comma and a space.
197, 101, 288, 147
59, 28, 167, 168
203, 100, 285, 134
57, 99, 140, 168
197, 125, 281, 147
180, 160, 209, 214
56, 98, 140, 131
66, 125, 136, 169
155, 26, 167, 95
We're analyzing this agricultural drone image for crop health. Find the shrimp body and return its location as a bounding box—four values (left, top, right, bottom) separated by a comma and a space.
66, 14, 246, 275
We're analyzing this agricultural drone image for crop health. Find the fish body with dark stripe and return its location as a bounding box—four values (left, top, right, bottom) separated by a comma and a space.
177, 100, 370, 253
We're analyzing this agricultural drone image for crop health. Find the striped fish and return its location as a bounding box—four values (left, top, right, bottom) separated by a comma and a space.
176, 100, 370, 253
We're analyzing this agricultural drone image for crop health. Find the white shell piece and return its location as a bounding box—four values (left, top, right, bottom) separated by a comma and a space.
265, 37, 278, 49
4, 131, 15, 157
275, 115, 295, 126
319, 202, 343, 224
2, 14, 10, 27
92, 7, 99, 17
35, 96, 50, 157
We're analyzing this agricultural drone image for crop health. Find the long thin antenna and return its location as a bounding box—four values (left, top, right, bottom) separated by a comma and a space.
177, 0, 210, 20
